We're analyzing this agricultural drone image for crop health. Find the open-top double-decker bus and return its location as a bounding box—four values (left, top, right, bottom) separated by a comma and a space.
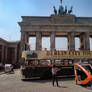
20, 50, 92, 80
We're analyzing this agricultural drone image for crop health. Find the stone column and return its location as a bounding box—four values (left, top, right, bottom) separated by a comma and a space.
80, 32, 90, 50
50, 32, 55, 50
36, 32, 42, 51
1, 45, 4, 63
27, 35, 29, 43
21, 32, 25, 51
85, 33, 90, 50
14, 47, 17, 64
4, 46, 8, 63
21, 32, 28, 51
68, 32, 75, 51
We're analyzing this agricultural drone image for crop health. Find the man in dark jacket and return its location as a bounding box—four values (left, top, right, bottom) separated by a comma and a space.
52, 65, 59, 87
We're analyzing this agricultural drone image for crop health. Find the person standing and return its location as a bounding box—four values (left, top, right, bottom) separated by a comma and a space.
52, 65, 59, 87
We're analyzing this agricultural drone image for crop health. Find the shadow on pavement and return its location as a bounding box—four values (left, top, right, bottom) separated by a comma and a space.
0, 71, 5, 75
80, 84, 92, 90
22, 77, 74, 84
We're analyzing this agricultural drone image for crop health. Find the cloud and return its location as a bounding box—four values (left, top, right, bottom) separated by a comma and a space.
0, 28, 4, 33
0, 28, 10, 40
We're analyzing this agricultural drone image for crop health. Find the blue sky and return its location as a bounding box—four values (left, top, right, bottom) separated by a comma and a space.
0, 0, 92, 50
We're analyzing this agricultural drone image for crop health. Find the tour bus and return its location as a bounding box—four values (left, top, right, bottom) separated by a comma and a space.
20, 50, 92, 80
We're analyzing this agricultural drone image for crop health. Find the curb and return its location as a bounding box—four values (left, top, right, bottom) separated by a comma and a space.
0, 72, 5, 75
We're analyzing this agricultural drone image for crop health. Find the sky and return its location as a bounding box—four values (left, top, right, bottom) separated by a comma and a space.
0, 0, 92, 50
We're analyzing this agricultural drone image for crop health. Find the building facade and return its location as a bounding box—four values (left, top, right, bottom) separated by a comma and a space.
0, 38, 20, 65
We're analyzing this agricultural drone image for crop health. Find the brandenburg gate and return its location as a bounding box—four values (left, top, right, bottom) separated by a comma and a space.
19, 14, 92, 51
18, 0, 92, 52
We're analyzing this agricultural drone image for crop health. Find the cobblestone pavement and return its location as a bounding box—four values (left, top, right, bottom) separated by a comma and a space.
0, 70, 92, 92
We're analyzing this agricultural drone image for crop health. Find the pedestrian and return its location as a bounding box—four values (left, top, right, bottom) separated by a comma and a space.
52, 64, 60, 87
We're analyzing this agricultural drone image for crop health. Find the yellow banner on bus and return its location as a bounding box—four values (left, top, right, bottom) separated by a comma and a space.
38, 51, 92, 59
22, 51, 92, 60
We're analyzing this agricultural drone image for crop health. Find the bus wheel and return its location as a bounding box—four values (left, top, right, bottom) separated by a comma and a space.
21, 79, 26, 81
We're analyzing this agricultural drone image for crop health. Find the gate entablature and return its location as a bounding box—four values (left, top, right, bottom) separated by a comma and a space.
19, 15, 92, 33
